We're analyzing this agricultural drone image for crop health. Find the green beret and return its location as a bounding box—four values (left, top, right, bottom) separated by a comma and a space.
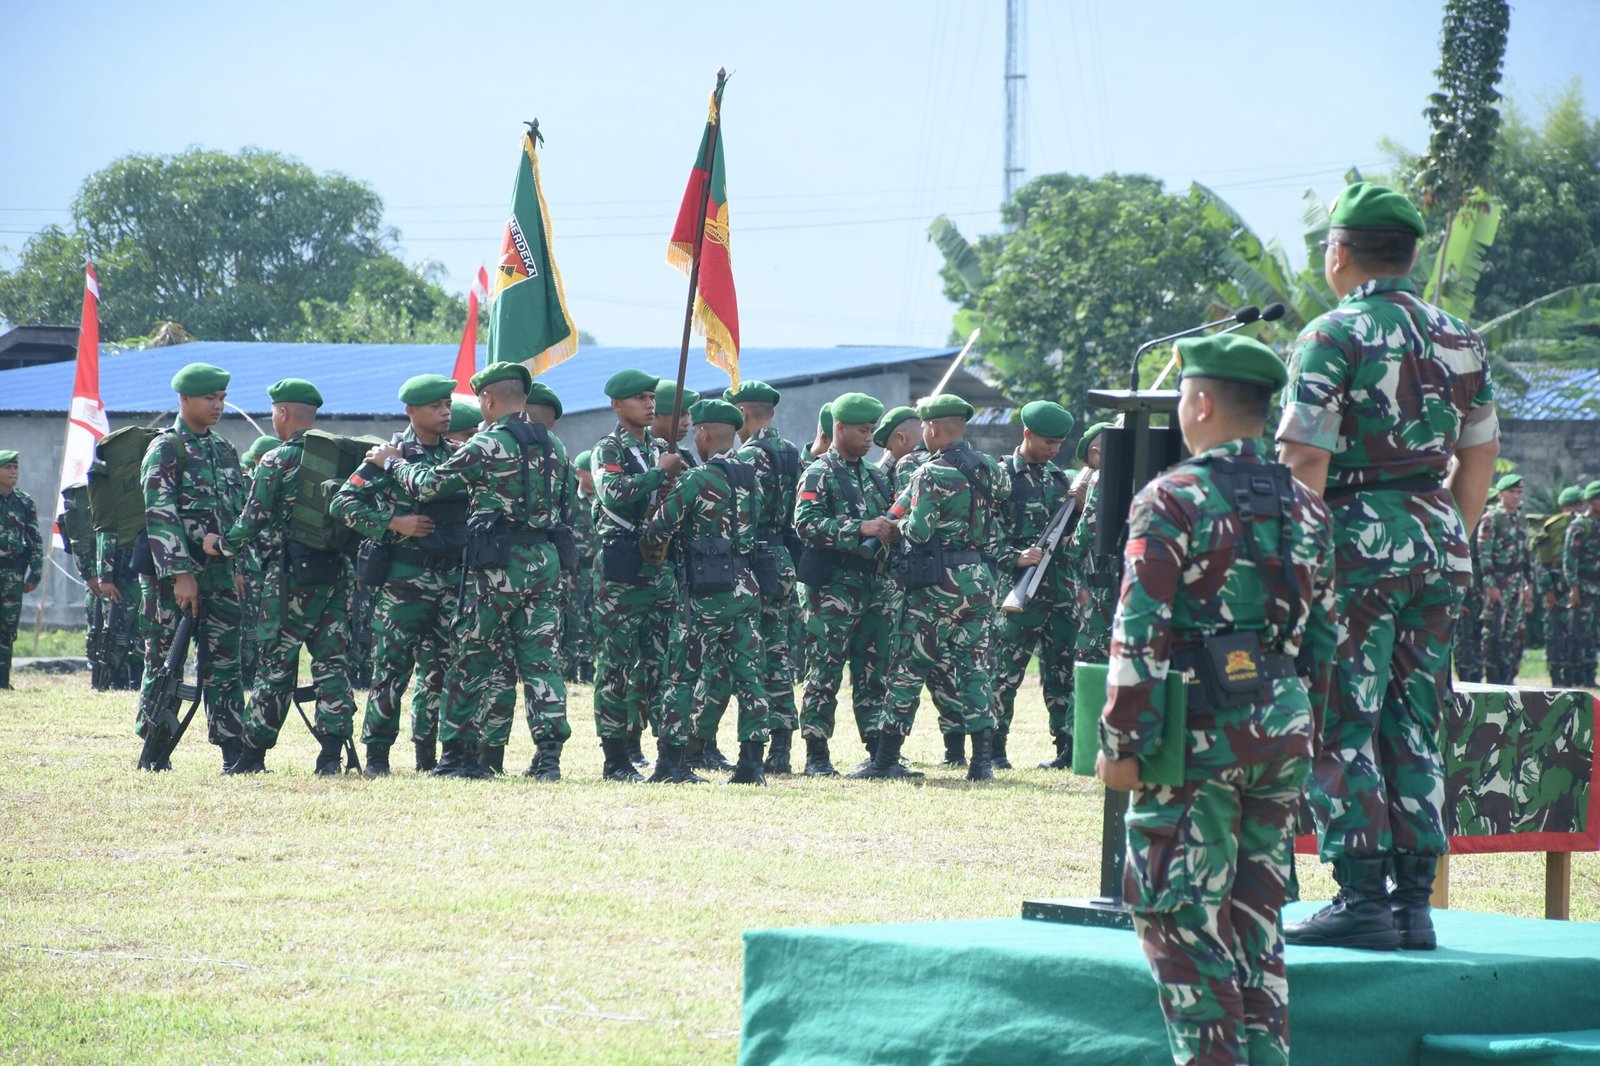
915, 393, 975, 422
688, 398, 743, 430
573, 450, 592, 473
724, 380, 781, 406
1020, 400, 1075, 439
1558, 486, 1582, 506
832, 392, 885, 427
241, 436, 279, 467
1585, 481, 1600, 501
1486, 485, 1498, 499
1494, 474, 1524, 492
471, 361, 532, 394
1329, 181, 1426, 238
527, 381, 563, 420
449, 397, 482, 433
398, 374, 458, 407
1176, 333, 1288, 392
604, 368, 659, 400
873, 406, 918, 448
1076, 421, 1113, 462
655, 381, 699, 412
818, 403, 833, 437
171, 362, 230, 397
0, 449, 18, 467
267, 378, 323, 407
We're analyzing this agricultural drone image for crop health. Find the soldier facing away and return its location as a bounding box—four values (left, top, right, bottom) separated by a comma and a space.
1564, 480, 1600, 688
0, 450, 42, 689
1477, 474, 1533, 684
1537, 486, 1583, 685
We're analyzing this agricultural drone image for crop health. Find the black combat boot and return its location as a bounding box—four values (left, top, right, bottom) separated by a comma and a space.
414, 736, 437, 773
991, 731, 1012, 770
626, 726, 650, 770
363, 743, 392, 778
479, 743, 505, 775
856, 733, 879, 771
700, 738, 735, 772
661, 741, 706, 783
729, 740, 768, 785
0, 656, 12, 690
219, 736, 243, 775
1283, 857, 1400, 950
849, 731, 925, 780
531, 740, 563, 782
1038, 732, 1073, 770
602, 737, 644, 782
230, 742, 266, 775
940, 732, 967, 768
803, 735, 839, 777
1391, 854, 1439, 950
432, 739, 490, 779
763, 729, 794, 775
647, 738, 675, 783
965, 728, 995, 781
313, 734, 345, 776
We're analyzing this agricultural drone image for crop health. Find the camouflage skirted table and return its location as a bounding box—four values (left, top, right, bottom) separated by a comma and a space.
1300, 684, 1599, 918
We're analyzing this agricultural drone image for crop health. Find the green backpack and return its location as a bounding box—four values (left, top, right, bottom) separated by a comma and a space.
291, 429, 385, 551
1533, 511, 1574, 569
87, 426, 168, 541
59, 482, 95, 558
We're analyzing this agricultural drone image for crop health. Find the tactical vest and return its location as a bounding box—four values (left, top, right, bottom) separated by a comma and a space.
87, 426, 167, 540
1534, 511, 1574, 569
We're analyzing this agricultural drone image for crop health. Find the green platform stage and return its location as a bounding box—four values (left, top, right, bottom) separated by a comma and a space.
740, 905, 1600, 1065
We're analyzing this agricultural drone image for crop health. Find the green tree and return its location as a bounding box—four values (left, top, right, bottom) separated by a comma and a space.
1417, 0, 1510, 215
293, 258, 469, 344
938, 173, 1240, 418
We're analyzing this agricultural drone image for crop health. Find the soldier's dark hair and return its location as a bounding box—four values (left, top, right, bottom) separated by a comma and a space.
1331, 226, 1417, 273
738, 401, 775, 419
1193, 377, 1272, 424
483, 379, 529, 404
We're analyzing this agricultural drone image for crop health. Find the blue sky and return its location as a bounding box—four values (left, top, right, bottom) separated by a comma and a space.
2, 0, 1595, 349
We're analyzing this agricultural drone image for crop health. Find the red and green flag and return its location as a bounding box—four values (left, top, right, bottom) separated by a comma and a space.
489, 123, 577, 376
667, 77, 740, 386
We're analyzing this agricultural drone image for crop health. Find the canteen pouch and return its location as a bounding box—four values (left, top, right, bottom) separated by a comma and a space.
131, 529, 157, 578
795, 544, 833, 587
463, 515, 512, 571
894, 541, 945, 589
687, 536, 738, 595
752, 542, 780, 596
1196, 629, 1267, 710
355, 540, 392, 587
549, 524, 579, 575
286, 540, 343, 587
601, 533, 645, 584
416, 496, 470, 557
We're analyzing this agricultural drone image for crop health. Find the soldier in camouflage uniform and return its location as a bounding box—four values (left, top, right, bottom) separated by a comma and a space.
137, 364, 248, 772
209, 379, 358, 775
1453, 486, 1492, 684
331, 374, 461, 777
859, 392, 1011, 780
370, 362, 573, 781
1098, 334, 1337, 1066
1537, 486, 1583, 686
1064, 421, 1116, 671
61, 484, 104, 683
563, 449, 598, 685
0, 451, 42, 689
726, 380, 803, 774
1278, 184, 1498, 952
1478, 474, 1533, 684
643, 399, 773, 784
87, 530, 144, 691
651, 382, 701, 469
1563, 481, 1600, 688
793, 393, 898, 777
590, 370, 687, 781
235, 435, 278, 692
992, 401, 1078, 771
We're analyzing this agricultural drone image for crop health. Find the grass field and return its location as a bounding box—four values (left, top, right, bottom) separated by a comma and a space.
2, 670, 1595, 1065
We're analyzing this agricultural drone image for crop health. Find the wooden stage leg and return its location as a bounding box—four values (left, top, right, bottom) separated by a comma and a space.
1545, 852, 1572, 920
1430, 853, 1450, 909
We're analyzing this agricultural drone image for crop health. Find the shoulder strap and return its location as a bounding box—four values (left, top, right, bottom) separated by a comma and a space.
706, 459, 742, 544
1210, 456, 1300, 644
829, 457, 865, 517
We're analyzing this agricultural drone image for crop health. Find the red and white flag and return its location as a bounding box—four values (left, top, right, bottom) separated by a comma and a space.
451, 287, 481, 397
54, 262, 111, 547
476, 265, 490, 302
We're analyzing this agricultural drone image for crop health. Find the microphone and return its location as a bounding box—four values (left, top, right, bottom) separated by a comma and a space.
1127, 306, 1259, 390
1261, 303, 1286, 322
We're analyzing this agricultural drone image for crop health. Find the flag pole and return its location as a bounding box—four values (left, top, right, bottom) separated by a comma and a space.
667, 67, 727, 442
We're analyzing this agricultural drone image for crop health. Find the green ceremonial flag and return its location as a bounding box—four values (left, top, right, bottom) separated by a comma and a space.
489, 122, 577, 376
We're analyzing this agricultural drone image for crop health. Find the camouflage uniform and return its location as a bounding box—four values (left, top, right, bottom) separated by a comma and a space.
1101, 437, 1337, 1066
1454, 535, 1486, 683
562, 487, 597, 683
642, 448, 772, 746
137, 421, 247, 749
1536, 513, 1577, 686
219, 435, 358, 749
592, 425, 684, 744
1277, 276, 1497, 862
331, 428, 462, 755
878, 441, 1011, 739
94, 533, 144, 690
392, 411, 571, 758
0, 487, 42, 686
1563, 507, 1600, 687
793, 447, 897, 750
737, 427, 803, 745
1066, 471, 1117, 661
1477, 500, 1531, 684
992, 449, 1078, 746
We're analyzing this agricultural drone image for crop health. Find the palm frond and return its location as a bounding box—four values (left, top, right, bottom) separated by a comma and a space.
928, 216, 985, 296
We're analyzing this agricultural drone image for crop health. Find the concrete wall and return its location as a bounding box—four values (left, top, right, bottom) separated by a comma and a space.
1499, 419, 1600, 489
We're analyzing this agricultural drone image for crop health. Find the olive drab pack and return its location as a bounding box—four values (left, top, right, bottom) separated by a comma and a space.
292, 429, 386, 551
87, 426, 165, 540
59, 482, 95, 558
1534, 511, 1574, 569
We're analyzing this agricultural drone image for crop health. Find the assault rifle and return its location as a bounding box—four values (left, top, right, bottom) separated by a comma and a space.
87, 594, 108, 690
1001, 495, 1078, 614
136, 609, 203, 771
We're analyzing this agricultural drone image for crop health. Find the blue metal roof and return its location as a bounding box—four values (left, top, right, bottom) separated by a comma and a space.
1500, 364, 1600, 421
0, 341, 958, 416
